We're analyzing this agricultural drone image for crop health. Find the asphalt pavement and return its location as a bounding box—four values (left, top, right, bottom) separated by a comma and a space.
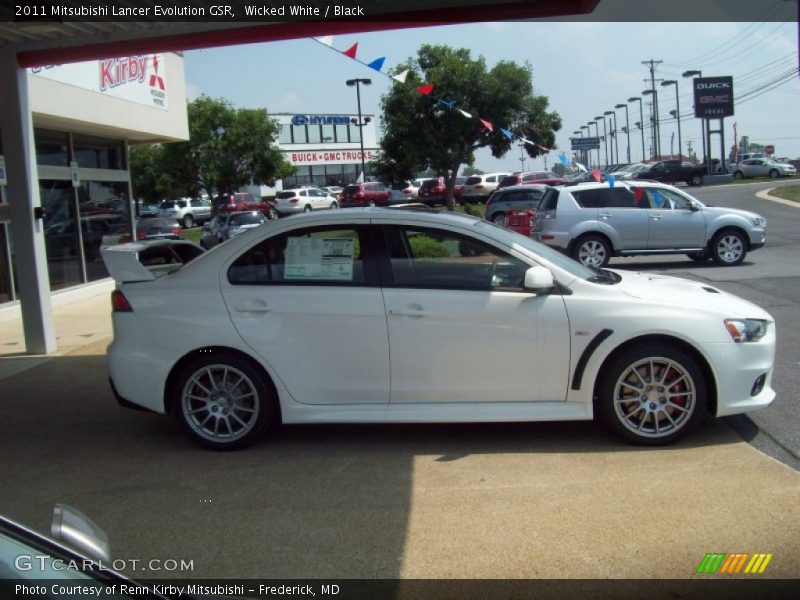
611, 179, 800, 470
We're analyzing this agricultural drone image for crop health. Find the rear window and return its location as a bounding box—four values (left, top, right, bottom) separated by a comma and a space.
539, 188, 559, 211
159, 201, 176, 209
344, 185, 362, 194
420, 180, 437, 189
500, 176, 519, 186
465, 176, 482, 185
276, 191, 296, 199
573, 187, 640, 209
230, 213, 265, 225
455, 177, 466, 185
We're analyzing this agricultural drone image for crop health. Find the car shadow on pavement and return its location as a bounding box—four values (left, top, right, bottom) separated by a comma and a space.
0, 348, 766, 580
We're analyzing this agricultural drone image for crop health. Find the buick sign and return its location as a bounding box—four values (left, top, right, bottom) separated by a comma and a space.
693, 76, 734, 118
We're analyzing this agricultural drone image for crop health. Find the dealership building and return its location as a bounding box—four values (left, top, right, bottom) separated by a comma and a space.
0, 51, 188, 348
274, 112, 379, 188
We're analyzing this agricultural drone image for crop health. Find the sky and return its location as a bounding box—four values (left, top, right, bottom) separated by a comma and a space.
183, 18, 800, 173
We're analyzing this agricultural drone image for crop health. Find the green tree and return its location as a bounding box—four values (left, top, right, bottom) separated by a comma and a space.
130, 96, 295, 205
462, 165, 484, 176
373, 45, 561, 210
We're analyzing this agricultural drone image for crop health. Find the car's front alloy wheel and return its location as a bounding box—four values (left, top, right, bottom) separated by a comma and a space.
174, 354, 274, 450
182, 215, 194, 228
599, 346, 706, 445
711, 229, 747, 266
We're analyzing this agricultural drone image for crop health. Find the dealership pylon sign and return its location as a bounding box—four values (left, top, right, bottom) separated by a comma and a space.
693, 76, 734, 118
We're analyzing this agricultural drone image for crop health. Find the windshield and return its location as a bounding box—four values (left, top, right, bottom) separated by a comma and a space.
475, 220, 609, 282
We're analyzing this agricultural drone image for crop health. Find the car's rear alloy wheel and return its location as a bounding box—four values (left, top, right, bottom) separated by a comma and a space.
368, 200, 376, 207
182, 215, 194, 228
175, 355, 274, 450
303, 205, 312, 213
491, 213, 506, 226
573, 235, 610, 268
733, 171, 744, 180
689, 174, 703, 186
599, 346, 706, 445
769, 169, 779, 179
711, 230, 747, 266
330, 201, 338, 209
268, 208, 279, 220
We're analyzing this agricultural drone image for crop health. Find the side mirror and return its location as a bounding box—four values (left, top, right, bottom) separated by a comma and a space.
688, 201, 700, 211
51, 504, 110, 563
523, 266, 555, 293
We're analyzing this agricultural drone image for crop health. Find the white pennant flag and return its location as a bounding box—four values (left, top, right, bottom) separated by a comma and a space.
315, 36, 334, 46
458, 109, 472, 118
392, 69, 409, 83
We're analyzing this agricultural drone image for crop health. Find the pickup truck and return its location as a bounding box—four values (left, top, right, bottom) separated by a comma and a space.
629, 160, 705, 186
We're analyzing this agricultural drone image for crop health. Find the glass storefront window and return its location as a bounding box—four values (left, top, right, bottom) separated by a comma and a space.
279, 124, 292, 144
35, 129, 70, 167
77, 181, 131, 283
321, 125, 334, 144
73, 134, 125, 170
40, 180, 82, 291
292, 125, 307, 144
350, 125, 361, 143
307, 125, 321, 144
335, 124, 349, 143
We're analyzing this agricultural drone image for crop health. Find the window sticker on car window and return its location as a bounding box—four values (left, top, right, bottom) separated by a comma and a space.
284, 237, 355, 280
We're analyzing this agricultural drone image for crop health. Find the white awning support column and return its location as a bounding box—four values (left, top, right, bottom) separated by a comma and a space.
0, 47, 56, 354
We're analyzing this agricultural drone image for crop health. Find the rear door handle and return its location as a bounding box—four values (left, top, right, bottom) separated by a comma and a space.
389, 309, 430, 318
598, 212, 611, 218
234, 305, 274, 313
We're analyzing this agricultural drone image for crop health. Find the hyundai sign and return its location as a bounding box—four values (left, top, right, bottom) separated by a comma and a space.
291, 114, 351, 126
693, 76, 734, 118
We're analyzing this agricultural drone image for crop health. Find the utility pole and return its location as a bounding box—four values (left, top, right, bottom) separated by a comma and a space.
642, 59, 663, 160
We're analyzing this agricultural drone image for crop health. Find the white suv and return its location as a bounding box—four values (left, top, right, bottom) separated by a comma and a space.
158, 197, 213, 228
274, 187, 338, 215
462, 172, 511, 203
533, 182, 767, 268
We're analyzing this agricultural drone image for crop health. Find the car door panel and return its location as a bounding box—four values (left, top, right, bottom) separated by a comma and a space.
642, 188, 707, 249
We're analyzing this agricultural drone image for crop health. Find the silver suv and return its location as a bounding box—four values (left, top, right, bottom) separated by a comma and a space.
158, 197, 212, 228
532, 181, 766, 267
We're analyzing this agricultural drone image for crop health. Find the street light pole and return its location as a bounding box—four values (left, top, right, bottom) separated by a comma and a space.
628, 97, 645, 162
595, 116, 608, 167
642, 89, 660, 160
615, 104, 630, 163
588, 121, 600, 168
661, 80, 682, 162
346, 77, 372, 179
580, 125, 590, 167
682, 70, 705, 170
605, 111, 618, 165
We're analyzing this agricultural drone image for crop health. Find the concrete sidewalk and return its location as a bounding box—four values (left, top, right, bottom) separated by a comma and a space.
0, 293, 798, 579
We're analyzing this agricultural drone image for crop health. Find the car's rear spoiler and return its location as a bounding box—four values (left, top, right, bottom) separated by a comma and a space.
100, 240, 205, 283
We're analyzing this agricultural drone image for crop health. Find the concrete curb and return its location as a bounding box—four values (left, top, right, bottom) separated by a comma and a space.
755, 188, 800, 208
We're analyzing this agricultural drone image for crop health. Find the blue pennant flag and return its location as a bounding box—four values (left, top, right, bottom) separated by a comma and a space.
653, 190, 661, 207
437, 98, 455, 109
608, 175, 615, 189
558, 154, 569, 166
367, 57, 386, 72
500, 128, 514, 140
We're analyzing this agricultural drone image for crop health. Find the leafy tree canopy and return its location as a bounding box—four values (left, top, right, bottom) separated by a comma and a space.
131, 96, 295, 204
373, 44, 561, 209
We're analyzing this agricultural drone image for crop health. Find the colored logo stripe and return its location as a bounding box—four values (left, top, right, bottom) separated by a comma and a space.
696, 553, 773, 574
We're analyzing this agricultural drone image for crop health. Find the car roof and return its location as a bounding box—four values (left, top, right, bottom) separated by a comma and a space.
495, 184, 548, 192
560, 180, 668, 192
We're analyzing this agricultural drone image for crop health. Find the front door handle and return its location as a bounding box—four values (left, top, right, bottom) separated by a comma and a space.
389, 309, 430, 318
234, 305, 274, 313
650, 214, 663, 220
598, 212, 611, 218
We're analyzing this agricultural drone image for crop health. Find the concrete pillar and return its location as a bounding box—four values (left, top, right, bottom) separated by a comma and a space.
0, 48, 57, 354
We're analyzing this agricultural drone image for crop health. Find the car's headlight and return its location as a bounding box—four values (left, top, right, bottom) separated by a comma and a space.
750, 216, 766, 227
724, 319, 768, 343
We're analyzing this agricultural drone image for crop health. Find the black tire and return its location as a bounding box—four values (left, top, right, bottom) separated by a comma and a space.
330, 201, 338, 210
688, 174, 703, 186
368, 200, 376, 207
597, 344, 707, 446
710, 229, 747, 266
733, 171, 744, 180
686, 251, 709, 262
571, 234, 611, 268
490, 212, 506, 225
182, 214, 194, 228
303, 205, 312, 213
768, 169, 779, 179
172, 352, 276, 450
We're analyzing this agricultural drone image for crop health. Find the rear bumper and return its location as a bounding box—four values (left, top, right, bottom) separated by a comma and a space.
109, 377, 158, 413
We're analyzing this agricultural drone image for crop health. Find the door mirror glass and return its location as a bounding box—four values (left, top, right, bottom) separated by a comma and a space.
523, 266, 554, 293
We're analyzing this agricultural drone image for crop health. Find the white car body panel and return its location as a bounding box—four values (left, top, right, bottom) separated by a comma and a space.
105, 209, 776, 428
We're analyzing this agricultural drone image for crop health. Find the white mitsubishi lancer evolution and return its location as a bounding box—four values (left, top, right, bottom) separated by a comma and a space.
102, 209, 776, 450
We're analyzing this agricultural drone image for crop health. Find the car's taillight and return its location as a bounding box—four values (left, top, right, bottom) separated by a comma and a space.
290, 198, 299, 203
404, 189, 412, 194
171, 227, 182, 236
111, 289, 133, 312
475, 184, 484, 189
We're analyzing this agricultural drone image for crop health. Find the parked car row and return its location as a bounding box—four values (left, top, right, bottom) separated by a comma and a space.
728, 157, 797, 180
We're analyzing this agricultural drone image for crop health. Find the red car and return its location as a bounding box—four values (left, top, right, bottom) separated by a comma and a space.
340, 182, 390, 207
498, 171, 566, 188
417, 177, 466, 205
217, 193, 278, 219
503, 209, 537, 237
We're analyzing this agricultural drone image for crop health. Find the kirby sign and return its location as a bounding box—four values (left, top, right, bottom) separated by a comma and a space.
30, 54, 168, 110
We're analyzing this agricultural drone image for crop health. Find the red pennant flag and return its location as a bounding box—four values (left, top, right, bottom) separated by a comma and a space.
634, 187, 645, 205
538, 145, 550, 152
342, 42, 358, 59
416, 83, 434, 95
479, 119, 493, 132
591, 169, 602, 182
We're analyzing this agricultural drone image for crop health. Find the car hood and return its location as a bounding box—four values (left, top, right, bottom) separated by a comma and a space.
609, 270, 771, 319
700, 205, 762, 221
